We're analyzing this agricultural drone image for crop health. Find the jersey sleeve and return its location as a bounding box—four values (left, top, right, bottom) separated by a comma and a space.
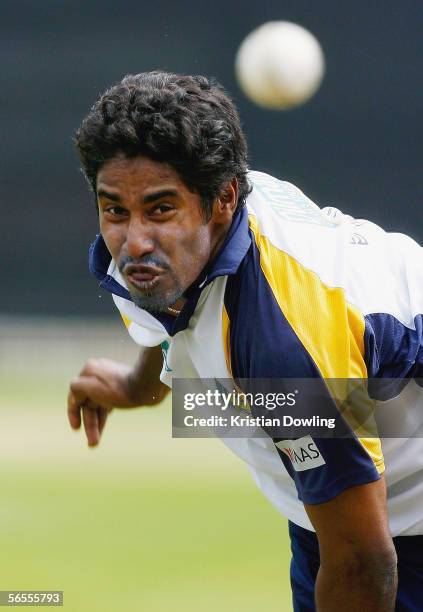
362, 231, 423, 396
273, 435, 380, 505
364, 313, 423, 379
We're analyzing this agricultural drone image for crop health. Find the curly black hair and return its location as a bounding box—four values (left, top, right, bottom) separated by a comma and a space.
75, 71, 251, 219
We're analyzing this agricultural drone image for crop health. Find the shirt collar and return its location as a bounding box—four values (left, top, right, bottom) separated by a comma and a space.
88, 206, 251, 335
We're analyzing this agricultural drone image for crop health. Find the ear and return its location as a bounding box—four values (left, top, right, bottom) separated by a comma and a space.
214, 177, 239, 222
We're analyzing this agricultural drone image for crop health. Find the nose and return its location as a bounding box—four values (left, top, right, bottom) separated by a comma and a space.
125, 216, 154, 259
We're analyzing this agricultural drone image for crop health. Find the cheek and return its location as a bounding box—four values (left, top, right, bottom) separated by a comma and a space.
177, 227, 212, 272
100, 223, 125, 260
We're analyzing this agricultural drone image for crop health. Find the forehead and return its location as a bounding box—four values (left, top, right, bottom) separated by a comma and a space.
96, 155, 186, 193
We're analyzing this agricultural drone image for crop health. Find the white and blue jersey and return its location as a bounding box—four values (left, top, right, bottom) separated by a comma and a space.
89, 170, 423, 538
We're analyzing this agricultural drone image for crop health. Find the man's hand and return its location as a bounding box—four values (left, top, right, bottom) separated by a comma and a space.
305, 476, 397, 611
68, 346, 169, 447
68, 358, 141, 447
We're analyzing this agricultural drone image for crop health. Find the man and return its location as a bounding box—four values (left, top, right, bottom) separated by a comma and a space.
68, 71, 423, 611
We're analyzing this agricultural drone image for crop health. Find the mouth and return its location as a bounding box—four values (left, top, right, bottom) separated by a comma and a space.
123, 264, 164, 292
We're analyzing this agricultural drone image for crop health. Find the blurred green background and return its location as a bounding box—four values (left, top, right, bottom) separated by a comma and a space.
0, 318, 292, 611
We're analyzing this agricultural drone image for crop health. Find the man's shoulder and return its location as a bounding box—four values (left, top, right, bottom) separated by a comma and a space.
244, 171, 422, 311
246, 170, 332, 230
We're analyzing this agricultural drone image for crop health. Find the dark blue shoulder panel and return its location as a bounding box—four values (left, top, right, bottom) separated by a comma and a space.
224, 236, 320, 379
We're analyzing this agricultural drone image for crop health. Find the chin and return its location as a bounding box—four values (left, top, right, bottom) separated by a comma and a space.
130, 288, 182, 314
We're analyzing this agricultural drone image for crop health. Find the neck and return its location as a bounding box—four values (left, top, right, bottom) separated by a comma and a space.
166, 297, 186, 316
209, 219, 233, 262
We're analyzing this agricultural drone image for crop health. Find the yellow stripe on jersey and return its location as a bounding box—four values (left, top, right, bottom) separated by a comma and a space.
222, 304, 252, 413
120, 313, 131, 329
248, 214, 385, 474
222, 304, 232, 376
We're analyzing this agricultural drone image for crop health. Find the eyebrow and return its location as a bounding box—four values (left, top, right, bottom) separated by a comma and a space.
97, 189, 121, 202
143, 189, 179, 204
96, 188, 179, 204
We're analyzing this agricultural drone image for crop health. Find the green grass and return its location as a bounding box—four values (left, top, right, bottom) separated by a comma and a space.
0, 374, 292, 611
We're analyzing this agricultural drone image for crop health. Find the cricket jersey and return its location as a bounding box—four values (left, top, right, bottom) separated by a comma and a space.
89, 170, 423, 537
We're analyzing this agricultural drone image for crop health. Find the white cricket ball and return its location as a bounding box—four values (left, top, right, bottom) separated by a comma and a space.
235, 21, 325, 110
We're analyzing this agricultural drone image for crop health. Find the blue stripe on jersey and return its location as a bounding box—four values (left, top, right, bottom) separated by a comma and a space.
89, 234, 131, 300
224, 235, 319, 378
224, 234, 379, 505
364, 313, 423, 378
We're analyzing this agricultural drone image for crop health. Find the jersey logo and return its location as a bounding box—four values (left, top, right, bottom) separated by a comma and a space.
275, 436, 326, 472
251, 174, 336, 228
161, 340, 172, 372
350, 232, 368, 245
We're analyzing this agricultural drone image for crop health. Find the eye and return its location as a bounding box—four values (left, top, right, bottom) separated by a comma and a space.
152, 204, 174, 216
103, 205, 128, 217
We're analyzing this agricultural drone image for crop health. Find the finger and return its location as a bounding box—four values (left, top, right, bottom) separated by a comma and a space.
67, 388, 82, 430
70, 375, 113, 407
82, 404, 100, 447
97, 407, 109, 436
79, 358, 100, 377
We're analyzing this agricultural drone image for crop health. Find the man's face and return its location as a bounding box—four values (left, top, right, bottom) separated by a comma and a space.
96, 155, 233, 313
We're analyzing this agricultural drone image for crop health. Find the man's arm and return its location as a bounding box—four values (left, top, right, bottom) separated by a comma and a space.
126, 345, 170, 406
67, 346, 170, 447
304, 476, 397, 612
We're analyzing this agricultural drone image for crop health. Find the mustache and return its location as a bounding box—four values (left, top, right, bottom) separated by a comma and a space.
118, 254, 171, 274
